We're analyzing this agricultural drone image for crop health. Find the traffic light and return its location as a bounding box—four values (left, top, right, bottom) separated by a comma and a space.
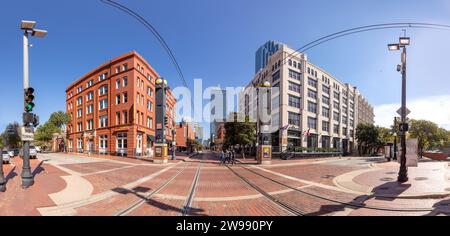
399, 123, 409, 132
24, 87, 35, 112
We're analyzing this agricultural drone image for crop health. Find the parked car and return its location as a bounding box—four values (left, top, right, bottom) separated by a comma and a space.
35, 146, 41, 153
19, 146, 38, 159
8, 150, 14, 158
2, 150, 11, 164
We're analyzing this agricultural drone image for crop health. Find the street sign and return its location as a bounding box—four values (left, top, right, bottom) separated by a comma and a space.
397, 107, 411, 117
20, 126, 35, 141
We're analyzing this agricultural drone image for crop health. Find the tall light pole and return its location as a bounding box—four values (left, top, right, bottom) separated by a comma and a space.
20, 20, 47, 189
256, 81, 272, 165
0, 154, 5, 192
388, 36, 410, 183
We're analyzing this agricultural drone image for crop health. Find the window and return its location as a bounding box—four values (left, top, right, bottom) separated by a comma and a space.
116, 94, 121, 105
116, 79, 121, 89
116, 112, 121, 125
308, 78, 317, 88
77, 108, 82, 118
322, 86, 330, 95
146, 73, 152, 81
334, 91, 340, 100
350, 130, 354, 137
322, 96, 330, 105
342, 116, 348, 124
86, 104, 93, 114
350, 111, 355, 118
123, 111, 128, 124
147, 86, 153, 96
288, 59, 292, 66
100, 73, 108, 81
76, 97, 83, 106
289, 70, 301, 80
322, 107, 330, 118
99, 115, 108, 128
99, 85, 108, 96
272, 70, 280, 82
342, 106, 348, 114
147, 100, 153, 112
288, 112, 301, 126
116, 66, 121, 74
123, 77, 128, 87
136, 93, 140, 104
99, 135, 108, 151
334, 101, 340, 110
288, 95, 301, 108
308, 101, 317, 113
343, 127, 348, 136
343, 97, 348, 105
308, 89, 317, 99
350, 119, 354, 127
86, 92, 94, 101
123, 93, 128, 103
147, 116, 153, 129
333, 112, 340, 122
322, 121, 330, 132
334, 124, 340, 134
123, 64, 128, 71
86, 80, 93, 88
77, 122, 83, 132
99, 99, 108, 110
307, 117, 317, 129
86, 119, 94, 130
117, 133, 127, 149
288, 82, 301, 93
77, 86, 83, 93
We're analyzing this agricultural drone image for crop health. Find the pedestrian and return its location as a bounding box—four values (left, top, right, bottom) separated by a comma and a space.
220, 150, 225, 165
225, 149, 231, 164
231, 149, 236, 165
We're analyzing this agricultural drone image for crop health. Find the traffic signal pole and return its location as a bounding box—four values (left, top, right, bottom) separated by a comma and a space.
22, 31, 34, 189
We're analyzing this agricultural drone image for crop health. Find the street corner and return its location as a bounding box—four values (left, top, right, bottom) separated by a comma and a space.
334, 161, 450, 199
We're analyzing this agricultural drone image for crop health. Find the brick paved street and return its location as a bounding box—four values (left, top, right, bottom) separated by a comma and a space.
1, 152, 450, 216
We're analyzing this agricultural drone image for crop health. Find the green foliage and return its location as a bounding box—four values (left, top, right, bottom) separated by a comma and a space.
356, 123, 380, 155
187, 138, 203, 152
35, 122, 59, 143
224, 113, 256, 148
48, 111, 72, 130
409, 119, 449, 153
1, 122, 22, 149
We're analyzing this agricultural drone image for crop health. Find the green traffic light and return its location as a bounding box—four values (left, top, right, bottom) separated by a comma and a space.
25, 103, 35, 112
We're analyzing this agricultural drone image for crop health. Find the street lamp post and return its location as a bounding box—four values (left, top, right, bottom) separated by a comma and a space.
256, 81, 272, 165
20, 20, 47, 189
388, 36, 410, 183
393, 117, 399, 161
0, 155, 6, 192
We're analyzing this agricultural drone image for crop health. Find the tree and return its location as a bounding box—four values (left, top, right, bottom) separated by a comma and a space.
0, 134, 4, 150
356, 123, 379, 156
35, 122, 59, 148
409, 119, 440, 156
48, 111, 72, 131
1, 122, 22, 149
224, 113, 256, 149
186, 138, 202, 153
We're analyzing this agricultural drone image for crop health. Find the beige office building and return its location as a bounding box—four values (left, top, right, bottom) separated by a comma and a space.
239, 42, 374, 154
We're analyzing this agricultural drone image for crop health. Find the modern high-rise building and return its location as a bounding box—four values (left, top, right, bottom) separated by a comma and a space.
240, 42, 374, 154
255, 40, 283, 74
65, 51, 176, 158
209, 87, 228, 142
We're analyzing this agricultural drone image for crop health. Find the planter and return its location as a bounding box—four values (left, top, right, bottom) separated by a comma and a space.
423, 152, 449, 161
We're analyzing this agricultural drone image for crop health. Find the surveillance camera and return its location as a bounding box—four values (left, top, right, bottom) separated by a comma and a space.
397, 65, 402, 72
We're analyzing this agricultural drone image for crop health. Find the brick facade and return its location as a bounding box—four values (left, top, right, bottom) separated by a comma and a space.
65, 51, 176, 158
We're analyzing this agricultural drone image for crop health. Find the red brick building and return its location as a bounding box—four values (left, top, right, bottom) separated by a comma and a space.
176, 121, 196, 151
66, 51, 176, 158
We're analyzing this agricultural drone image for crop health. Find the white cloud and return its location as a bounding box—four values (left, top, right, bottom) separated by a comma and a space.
374, 95, 450, 130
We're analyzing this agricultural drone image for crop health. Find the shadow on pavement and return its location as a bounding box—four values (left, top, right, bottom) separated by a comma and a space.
112, 187, 206, 216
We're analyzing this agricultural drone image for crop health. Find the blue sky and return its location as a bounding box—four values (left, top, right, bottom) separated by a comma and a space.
1, 0, 450, 137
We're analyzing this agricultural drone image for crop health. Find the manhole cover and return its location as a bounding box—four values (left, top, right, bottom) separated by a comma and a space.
380, 178, 395, 182
414, 177, 428, 181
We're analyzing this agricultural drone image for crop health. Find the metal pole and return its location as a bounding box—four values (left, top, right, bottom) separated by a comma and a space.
172, 129, 176, 160
393, 117, 398, 160
22, 31, 34, 188
0, 154, 6, 192
23, 32, 29, 89
398, 46, 408, 183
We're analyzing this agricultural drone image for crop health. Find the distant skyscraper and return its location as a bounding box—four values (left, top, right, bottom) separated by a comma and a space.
209, 88, 228, 142
255, 40, 283, 74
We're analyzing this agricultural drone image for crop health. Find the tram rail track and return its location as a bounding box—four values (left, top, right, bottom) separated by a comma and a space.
115, 155, 204, 216
231, 163, 436, 214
